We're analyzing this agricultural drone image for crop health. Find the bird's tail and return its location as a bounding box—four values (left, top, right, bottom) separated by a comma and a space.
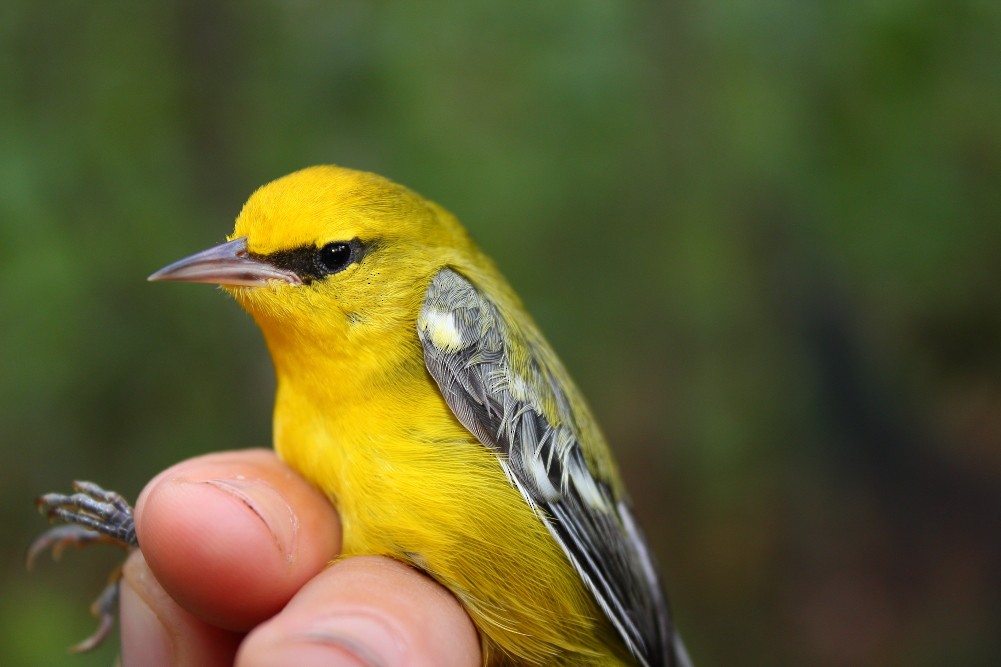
670, 631, 694, 667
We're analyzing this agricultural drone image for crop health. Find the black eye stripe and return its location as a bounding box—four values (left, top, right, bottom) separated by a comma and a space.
254, 238, 365, 284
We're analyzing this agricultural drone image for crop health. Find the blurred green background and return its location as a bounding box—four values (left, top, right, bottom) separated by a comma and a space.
2, 1, 1000, 665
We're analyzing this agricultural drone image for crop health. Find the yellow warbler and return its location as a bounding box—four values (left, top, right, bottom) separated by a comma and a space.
49, 166, 691, 666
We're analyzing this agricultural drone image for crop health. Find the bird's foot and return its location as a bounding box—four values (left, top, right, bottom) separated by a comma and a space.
30, 481, 138, 653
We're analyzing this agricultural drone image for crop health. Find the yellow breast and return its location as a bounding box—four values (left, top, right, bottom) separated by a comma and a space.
269, 348, 631, 666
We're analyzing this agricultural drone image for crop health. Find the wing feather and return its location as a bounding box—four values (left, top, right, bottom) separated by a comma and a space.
418, 268, 689, 667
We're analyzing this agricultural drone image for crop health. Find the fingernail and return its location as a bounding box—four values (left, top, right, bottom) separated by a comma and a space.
120, 556, 175, 666
291, 613, 408, 667
199, 478, 298, 562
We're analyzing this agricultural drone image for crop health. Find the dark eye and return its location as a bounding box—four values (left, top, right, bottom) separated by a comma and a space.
315, 242, 354, 275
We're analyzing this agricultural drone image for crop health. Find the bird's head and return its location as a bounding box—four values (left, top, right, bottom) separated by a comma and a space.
150, 166, 482, 362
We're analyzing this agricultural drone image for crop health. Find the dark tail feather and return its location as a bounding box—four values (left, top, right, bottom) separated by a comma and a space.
669, 632, 694, 667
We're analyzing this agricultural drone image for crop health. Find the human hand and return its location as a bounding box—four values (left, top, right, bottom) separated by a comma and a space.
119, 449, 481, 666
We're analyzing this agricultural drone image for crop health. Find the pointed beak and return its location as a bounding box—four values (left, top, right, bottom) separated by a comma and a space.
148, 237, 303, 287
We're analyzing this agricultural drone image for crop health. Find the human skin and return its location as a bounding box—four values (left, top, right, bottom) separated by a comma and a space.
118, 449, 481, 667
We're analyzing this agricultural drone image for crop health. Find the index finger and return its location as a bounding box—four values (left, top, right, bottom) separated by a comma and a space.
237, 556, 482, 667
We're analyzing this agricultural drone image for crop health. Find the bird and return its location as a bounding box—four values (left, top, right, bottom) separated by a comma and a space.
39, 165, 691, 666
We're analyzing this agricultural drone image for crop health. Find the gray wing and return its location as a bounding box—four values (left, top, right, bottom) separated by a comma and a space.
418, 268, 689, 667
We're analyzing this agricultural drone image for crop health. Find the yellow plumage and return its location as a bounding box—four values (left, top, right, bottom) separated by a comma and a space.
146, 165, 686, 666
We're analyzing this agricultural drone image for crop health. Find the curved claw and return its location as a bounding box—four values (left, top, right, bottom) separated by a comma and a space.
26, 525, 106, 569
70, 578, 121, 653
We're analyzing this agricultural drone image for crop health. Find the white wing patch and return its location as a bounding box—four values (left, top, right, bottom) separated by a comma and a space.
569, 454, 610, 511
419, 307, 464, 352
